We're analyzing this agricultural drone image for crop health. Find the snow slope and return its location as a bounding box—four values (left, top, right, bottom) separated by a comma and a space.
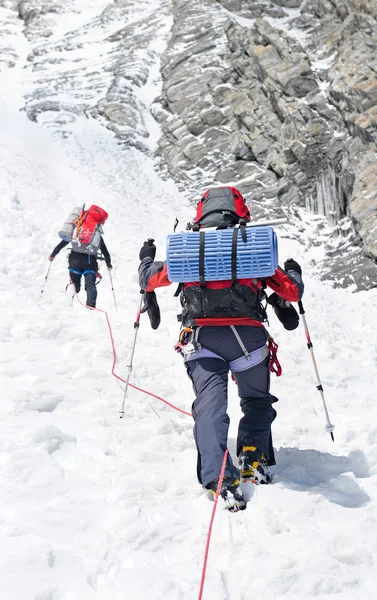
1, 2, 377, 599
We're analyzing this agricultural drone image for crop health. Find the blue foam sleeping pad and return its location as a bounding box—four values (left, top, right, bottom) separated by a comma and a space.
166, 226, 278, 283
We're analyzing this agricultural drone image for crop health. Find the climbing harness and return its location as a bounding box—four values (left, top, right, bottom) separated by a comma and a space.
175, 325, 280, 375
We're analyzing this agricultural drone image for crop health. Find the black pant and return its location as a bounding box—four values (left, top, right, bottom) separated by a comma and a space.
185, 326, 277, 486
69, 252, 98, 307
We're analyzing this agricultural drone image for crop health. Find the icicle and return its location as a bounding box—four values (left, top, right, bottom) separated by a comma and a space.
314, 163, 344, 226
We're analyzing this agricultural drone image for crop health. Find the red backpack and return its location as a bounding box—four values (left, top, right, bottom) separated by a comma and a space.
77, 205, 108, 244
72, 205, 108, 255
191, 186, 251, 230
179, 186, 267, 325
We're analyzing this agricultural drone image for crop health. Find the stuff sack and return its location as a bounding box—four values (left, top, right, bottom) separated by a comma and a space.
59, 207, 83, 242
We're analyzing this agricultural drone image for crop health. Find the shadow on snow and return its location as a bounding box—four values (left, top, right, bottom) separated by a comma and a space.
274, 447, 370, 508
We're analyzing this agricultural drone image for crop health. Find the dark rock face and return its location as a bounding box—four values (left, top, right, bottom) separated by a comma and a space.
154, 0, 377, 289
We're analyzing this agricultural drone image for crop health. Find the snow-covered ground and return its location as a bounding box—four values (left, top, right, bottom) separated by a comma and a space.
1, 2, 377, 599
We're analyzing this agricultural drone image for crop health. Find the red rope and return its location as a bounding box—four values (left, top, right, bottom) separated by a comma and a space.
71, 284, 191, 417
198, 450, 228, 600
71, 283, 227, 598
128, 381, 192, 416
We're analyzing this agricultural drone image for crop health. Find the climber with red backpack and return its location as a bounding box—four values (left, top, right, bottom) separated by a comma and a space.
49, 205, 112, 308
138, 186, 304, 512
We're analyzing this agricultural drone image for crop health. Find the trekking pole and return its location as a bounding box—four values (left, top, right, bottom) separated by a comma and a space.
108, 269, 118, 312
298, 300, 335, 441
39, 262, 52, 299
119, 292, 144, 418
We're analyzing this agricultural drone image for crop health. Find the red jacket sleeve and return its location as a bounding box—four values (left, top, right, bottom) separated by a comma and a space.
138, 258, 171, 292
265, 267, 304, 302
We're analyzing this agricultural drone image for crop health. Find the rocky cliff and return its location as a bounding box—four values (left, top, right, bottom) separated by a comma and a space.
1, 0, 377, 289
154, 0, 377, 289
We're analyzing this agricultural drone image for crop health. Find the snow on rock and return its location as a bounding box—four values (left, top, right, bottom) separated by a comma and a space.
1, 2, 377, 599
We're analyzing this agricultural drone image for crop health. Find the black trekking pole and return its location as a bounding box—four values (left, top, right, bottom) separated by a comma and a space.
298, 300, 335, 441
39, 262, 52, 299
108, 269, 118, 312
119, 292, 144, 418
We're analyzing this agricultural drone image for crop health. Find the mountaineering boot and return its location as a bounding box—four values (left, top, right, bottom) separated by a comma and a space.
238, 446, 271, 484
205, 477, 246, 512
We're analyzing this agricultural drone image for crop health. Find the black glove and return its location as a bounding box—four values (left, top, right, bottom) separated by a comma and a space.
284, 258, 302, 275
107, 263, 112, 270
141, 291, 161, 330
139, 239, 156, 261
268, 293, 299, 331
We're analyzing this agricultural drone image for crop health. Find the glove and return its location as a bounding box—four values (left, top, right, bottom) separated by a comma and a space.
268, 293, 299, 331
139, 239, 156, 261
48, 256, 54, 261
284, 258, 302, 275
107, 264, 113, 270
141, 291, 161, 330
267, 292, 283, 308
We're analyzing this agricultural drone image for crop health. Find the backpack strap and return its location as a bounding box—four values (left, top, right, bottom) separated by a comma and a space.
231, 228, 238, 285
230, 325, 250, 359
239, 218, 247, 242
199, 230, 206, 287
174, 282, 184, 297
74, 210, 88, 238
